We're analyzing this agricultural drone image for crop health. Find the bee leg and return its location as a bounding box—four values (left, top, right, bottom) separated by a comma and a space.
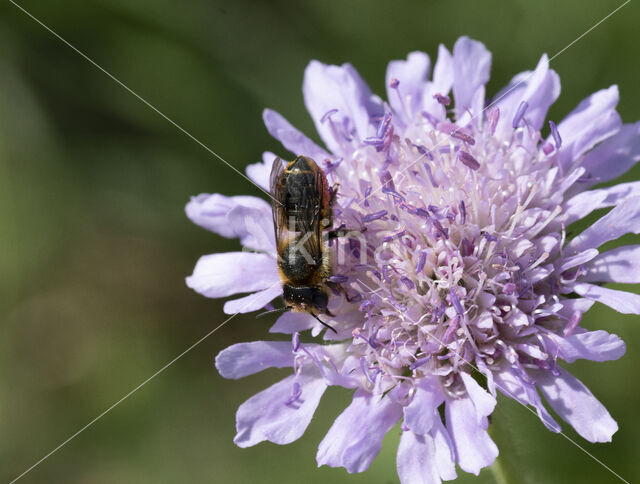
325, 281, 363, 303
329, 183, 341, 205
328, 226, 367, 241
311, 312, 337, 333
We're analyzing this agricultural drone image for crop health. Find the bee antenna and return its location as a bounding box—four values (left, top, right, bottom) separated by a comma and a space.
256, 306, 291, 319
311, 312, 337, 334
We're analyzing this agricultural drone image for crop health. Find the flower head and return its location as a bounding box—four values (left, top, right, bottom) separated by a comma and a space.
187, 37, 639, 482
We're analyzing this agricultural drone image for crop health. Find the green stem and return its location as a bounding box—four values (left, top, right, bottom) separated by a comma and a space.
488, 414, 523, 484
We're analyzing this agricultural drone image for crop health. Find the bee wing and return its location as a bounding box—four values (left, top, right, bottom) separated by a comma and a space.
296, 163, 328, 265
269, 157, 286, 246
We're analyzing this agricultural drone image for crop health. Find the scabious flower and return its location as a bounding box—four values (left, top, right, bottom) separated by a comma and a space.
186, 37, 640, 482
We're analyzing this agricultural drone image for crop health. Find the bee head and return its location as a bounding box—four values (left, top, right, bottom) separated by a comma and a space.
282, 284, 328, 312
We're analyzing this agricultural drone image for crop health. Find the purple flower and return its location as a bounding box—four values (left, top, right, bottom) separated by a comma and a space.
187, 37, 639, 482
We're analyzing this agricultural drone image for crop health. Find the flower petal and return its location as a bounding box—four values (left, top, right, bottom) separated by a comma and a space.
452, 37, 491, 122
246, 152, 276, 191
403, 377, 444, 435
303, 61, 382, 153
269, 310, 316, 334
493, 54, 560, 138
572, 283, 640, 315
215, 341, 294, 379
386, 51, 430, 124
561, 181, 640, 226
186, 194, 270, 241
566, 196, 640, 254
460, 372, 496, 422
422, 44, 454, 120
234, 369, 327, 447
431, 415, 457, 480
493, 365, 561, 433
577, 121, 640, 190
396, 431, 441, 484
537, 367, 618, 443
316, 389, 402, 473
223, 284, 282, 314
543, 330, 626, 363
186, 252, 279, 298
554, 85, 621, 170
263, 109, 329, 161
445, 397, 498, 475
584, 245, 640, 283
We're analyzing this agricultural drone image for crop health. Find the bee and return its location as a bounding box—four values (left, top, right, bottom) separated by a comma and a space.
270, 155, 338, 332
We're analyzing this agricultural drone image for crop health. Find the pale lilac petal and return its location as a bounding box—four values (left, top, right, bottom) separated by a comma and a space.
577, 121, 640, 190
431, 416, 457, 480
246, 152, 276, 191
263, 109, 329, 161
557, 249, 598, 274
460, 372, 496, 421
234, 369, 327, 447
561, 181, 640, 225
537, 367, 618, 443
557, 298, 594, 319
566, 196, 640, 254
493, 54, 560, 138
396, 431, 441, 484
543, 330, 626, 363
403, 377, 444, 434
386, 52, 430, 124
445, 397, 498, 475
223, 284, 282, 314
186, 252, 279, 298
554, 85, 621, 170
186, 194, 270, 240
269, 311, 316, 334
423, 44, 454, 120
303, 61, 383, 153
493, 365, 561, 433
584, 245, 640, 283
452, 37, 491, 121
317, 389, 402, 473
572, 282, 640, 315
215, 341, 294, 379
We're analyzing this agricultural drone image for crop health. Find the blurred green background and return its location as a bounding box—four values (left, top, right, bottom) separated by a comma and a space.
1, 0, 639, 482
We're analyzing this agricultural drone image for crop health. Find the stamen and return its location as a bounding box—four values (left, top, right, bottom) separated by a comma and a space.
321, 108, 338, 123
459, 201, 466, 225
389, 78, 400, 89
433, 93, 451, 106
285, 382, 302, 405
449, 288, 465, 316
459, 151, 480, 170
382, 230, 406, 242
400, 276, 415, 289
512, 101, 529, 128
416, 251, 427, 273
380, 170, 395, 191
423, 163, 438, 187
377, 112, 393, 138
292, 332, 301, 352
438, 121, 475, 145
329, 275, 349, 283
487, 107, 500, 136
549, 120, 562, 148
362, 210, 388, 223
